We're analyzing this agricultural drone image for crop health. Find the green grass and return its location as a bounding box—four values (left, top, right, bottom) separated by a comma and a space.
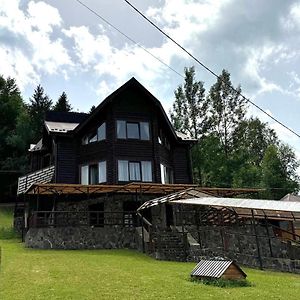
0, 205, 19, 239
1, 207, 300, 299
0, 205, 14, 228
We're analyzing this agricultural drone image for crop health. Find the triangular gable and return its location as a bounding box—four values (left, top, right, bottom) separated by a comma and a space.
74, 77, 193, 143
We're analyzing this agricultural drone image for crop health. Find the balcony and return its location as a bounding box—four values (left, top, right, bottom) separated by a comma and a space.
17, 165, 55, 195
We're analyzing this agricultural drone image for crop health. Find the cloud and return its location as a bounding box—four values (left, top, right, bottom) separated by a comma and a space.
0, 0, 72, 89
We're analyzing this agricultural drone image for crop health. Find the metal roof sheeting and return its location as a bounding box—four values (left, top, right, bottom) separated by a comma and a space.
45, 121, 79, 133
172, 197, 300, 213
137, 188, 211, 211
191, 260, 246, 278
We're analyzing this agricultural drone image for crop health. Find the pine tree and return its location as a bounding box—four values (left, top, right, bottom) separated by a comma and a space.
53, 92, 72, 112
28, 85, 52, 141
0, 75, 31, 171
170, 66, 208, 140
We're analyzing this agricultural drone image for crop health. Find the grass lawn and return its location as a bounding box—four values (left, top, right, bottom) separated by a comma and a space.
1, 207, 300, 299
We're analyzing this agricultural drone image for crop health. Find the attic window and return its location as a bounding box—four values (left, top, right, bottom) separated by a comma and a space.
117, 120, 150, 140
82, 122, 106, 145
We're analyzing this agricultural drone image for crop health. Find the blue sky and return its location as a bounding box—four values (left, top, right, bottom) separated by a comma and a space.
1, 0, 300, 158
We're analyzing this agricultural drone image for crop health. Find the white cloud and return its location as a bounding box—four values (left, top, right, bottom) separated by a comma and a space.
0, 0, 72, 89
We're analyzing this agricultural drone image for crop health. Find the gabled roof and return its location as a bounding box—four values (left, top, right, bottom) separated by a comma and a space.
74, 77, 196, 143
45, 111, 89, 123
45, 121, 79, 133
281, 193, 300, 202
43, 111, 89, 135
191, 260, 247, 279
28, 138, 44, 152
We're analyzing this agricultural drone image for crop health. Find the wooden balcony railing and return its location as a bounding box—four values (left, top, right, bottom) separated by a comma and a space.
28, 210, 140, 228
17, 165, 55, 195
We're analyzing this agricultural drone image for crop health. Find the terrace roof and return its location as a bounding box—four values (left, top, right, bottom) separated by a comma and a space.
24, 183, 263, 198
137, 188, 300, 221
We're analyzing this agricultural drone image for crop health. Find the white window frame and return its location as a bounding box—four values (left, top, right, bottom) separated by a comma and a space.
118, 160, 152, 182
116, 120, 150, 140
80, 161, 107, 184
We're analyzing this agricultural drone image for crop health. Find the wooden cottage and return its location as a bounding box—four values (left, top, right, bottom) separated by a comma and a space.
16, 77, 197, 249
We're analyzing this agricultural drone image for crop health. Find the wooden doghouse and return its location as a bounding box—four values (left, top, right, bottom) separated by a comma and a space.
191, 260, 247, 280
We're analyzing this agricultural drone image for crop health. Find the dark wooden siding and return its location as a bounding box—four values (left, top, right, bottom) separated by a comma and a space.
58, 84, 194, 184
173, 146, 192, 183
55, 137, 77, 183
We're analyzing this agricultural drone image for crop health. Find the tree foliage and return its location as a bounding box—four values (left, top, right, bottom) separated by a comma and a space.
170, 67, 208, 140
28, 84, 52, 142
53, 92, 72, 112
170, 67, 299, 198
0, 76, 33, 171
207, 69, 247, 156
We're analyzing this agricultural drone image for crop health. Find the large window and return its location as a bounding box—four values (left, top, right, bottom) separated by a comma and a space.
80, 161, 107, 184
82, 122, 106, 145
160, 164, 173, 184
118, 160, 152, 182
116, 120, 150, 140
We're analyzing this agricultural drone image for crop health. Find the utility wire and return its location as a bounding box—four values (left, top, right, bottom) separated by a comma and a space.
74, 0, 184, 78
124, 0, 300, 139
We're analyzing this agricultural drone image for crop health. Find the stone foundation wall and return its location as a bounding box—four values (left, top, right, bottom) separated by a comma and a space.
25, 226, 137, 249
160, 224, 300, 273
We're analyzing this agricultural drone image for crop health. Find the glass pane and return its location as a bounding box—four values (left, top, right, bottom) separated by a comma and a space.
141, 161, 152, 182
81, 165, 89, 184
140, 122, 150, 140
97, 122, 106, 141
89, 164, 98, 184
118, 160, 129, 181
82, 136, 89, 145
127, 123, 139, 139
98, 161, 106, 183
164, 166, 169, 184
117, 121, 126, 139
160, 164, 165, 184
129, 162, 141, 181
89, 133, 97, 143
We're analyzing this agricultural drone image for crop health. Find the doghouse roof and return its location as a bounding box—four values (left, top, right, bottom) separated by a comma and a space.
191, 260, 247, 279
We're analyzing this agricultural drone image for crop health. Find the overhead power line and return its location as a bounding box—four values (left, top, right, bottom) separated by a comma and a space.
74, 0, 184, 78
124, 0, 300, 139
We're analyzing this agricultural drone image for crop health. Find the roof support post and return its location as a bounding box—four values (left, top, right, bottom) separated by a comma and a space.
219, 208, 226, 252
180, 204, 187, 261
195, 206, 202, 248
263, 211, 273, 257
251, 209, 263, 270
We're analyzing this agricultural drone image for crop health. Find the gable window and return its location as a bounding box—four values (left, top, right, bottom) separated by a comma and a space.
116, 120, 150, 140
97, 122, 106, 141
127, 123, 139, 139
82, 122, 106, 144
118, 160, 152, 182
80, 161, 107, 184
160, 164, 173, 184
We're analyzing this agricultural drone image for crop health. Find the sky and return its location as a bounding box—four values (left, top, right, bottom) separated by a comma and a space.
1, 0, 300, 157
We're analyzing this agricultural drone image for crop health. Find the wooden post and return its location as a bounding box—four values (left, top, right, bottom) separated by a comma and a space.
263, 211, 273, 257
180, 204, 187, 260
251, 209, 263, 269
219, 208, 226, 252
195, 207, 202, 248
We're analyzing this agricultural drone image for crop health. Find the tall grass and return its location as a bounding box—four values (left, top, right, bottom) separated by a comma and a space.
0, 205, 19, 239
